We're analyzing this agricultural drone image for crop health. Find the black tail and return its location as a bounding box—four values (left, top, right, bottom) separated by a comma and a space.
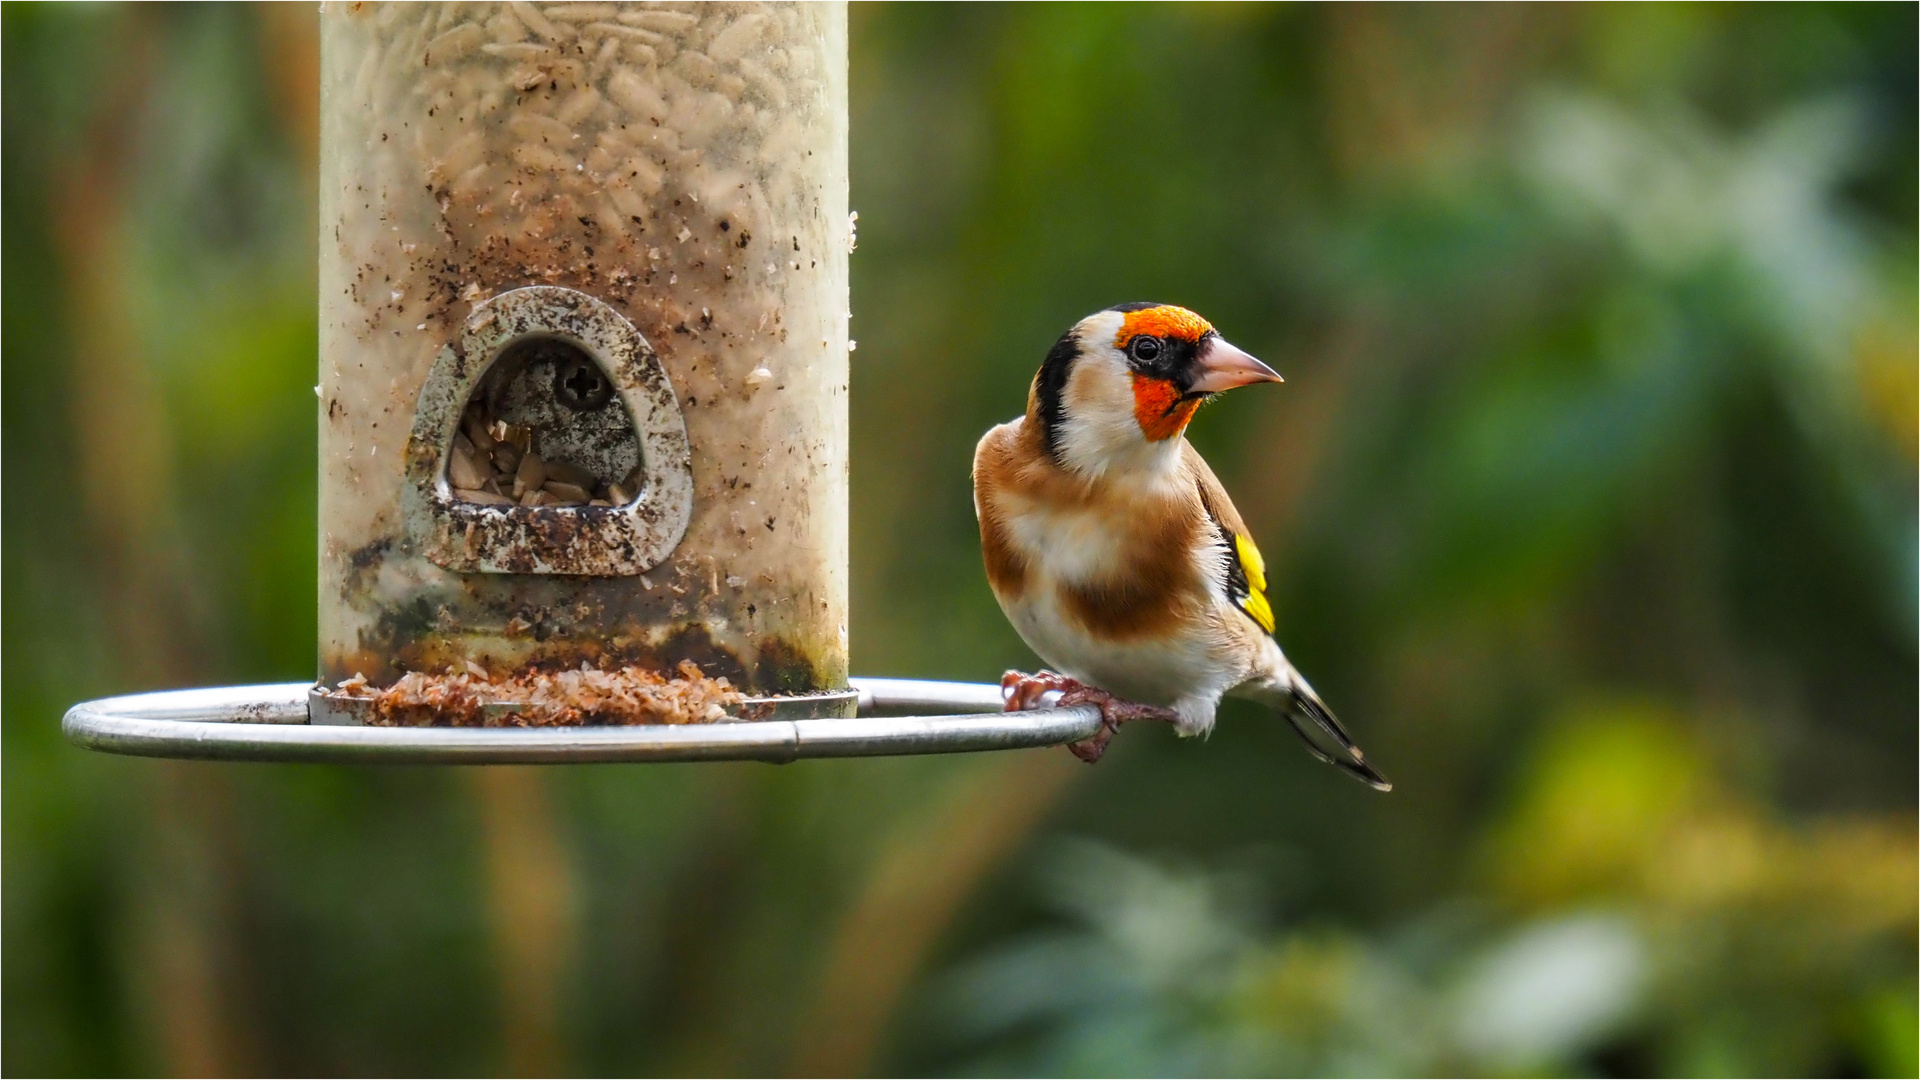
1283, 689, 1392, 792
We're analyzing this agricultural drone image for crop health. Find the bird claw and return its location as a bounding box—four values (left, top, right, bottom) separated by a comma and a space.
1000, 669, 1076, 711
1000, 671, 1179, 764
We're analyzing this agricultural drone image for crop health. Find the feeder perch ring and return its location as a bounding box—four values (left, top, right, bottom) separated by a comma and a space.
61, 679, 1103, 765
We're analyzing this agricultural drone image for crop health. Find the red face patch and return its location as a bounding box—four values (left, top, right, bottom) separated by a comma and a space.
1114, 305, 1213, 348
1132, 373, 1201, 441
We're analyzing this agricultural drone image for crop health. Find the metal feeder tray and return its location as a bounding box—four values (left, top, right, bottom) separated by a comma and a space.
62, 679, 1101, 765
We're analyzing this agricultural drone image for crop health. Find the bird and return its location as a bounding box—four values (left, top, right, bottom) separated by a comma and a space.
971, 302, 1390, 790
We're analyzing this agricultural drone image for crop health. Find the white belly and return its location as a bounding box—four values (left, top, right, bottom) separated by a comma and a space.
984, 458, 1248, 709
1001, 571, 1239, 707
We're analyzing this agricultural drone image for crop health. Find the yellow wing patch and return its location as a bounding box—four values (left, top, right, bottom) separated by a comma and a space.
1233, 533, 1275, 633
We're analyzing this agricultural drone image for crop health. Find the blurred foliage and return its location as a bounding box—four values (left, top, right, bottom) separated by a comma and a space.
3, 3, 1914, 1077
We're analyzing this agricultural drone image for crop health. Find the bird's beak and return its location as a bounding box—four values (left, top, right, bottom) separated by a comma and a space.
1188, 338, 1282, 394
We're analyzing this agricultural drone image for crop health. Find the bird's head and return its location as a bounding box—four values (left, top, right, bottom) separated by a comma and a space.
1030, 303, 1281, 476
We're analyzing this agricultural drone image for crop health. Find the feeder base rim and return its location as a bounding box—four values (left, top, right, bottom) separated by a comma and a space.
61, 679, 1103, 765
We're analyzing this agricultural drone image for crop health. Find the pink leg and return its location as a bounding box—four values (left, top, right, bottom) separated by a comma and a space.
1000, 670, 1179, 764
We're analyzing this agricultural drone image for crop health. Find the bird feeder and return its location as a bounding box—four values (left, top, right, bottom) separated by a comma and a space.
64, 1, 1098, 763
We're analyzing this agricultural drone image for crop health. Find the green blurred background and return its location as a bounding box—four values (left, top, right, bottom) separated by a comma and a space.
4, 3, 1915, 1076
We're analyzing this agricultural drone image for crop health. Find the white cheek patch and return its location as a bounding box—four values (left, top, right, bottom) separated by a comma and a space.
1057, 346, 1180, 478
1061, 352, 1135, 436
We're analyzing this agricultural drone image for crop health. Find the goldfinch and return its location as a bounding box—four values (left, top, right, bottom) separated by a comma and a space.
973, 303, 1390, 790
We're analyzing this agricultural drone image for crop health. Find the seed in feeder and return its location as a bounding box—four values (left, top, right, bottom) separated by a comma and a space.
449, 437, 490, 489
618, 10, 697, 32
513, 144, 574, 173
521, 488, 552, 508
463, 412, 495, 451
544, 480, 592, 505
514, 452, 547, 497
622, 464, 645, 492
491, 440, 521, 474
708, 12, 767, 63
482, 41, 554, 60
609, 481, 634, 504
508, 110, 575, 147
509, 2, 567, 43
555, 87, 601, 126
589, 499, 612, 507
607, 68, 667, 120
462, 488, 515, 506
544, 3, 618, 24
675, 49, 719, 89
423, 22, 486, 66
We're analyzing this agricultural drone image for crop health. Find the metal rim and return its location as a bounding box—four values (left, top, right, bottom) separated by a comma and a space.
61, 679, 1102, 765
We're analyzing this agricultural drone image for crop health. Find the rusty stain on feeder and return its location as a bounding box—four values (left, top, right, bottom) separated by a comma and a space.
318, 2, 850, 705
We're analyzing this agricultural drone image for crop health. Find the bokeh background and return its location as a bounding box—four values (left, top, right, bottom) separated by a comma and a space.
5, 3, 1915, 1076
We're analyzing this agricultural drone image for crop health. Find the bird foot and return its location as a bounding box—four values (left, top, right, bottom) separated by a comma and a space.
1000, 671, 1179, 764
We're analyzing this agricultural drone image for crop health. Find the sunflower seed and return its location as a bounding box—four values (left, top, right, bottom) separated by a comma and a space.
449, 437, 490, 489
463, 411, 496, 451
544, 480, 592, 504
514, 452, 547, 497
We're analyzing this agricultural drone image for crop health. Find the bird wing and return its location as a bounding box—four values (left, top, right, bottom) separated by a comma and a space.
1184, 445, 1391, 791
1183, 443, 1275, 635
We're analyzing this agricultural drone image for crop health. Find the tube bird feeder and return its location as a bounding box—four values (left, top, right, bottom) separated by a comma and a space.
64, 1, 1100, 762
319, 1, 851, 716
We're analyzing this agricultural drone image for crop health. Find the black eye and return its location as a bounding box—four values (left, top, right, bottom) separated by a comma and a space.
1130, 336, 1162, 362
